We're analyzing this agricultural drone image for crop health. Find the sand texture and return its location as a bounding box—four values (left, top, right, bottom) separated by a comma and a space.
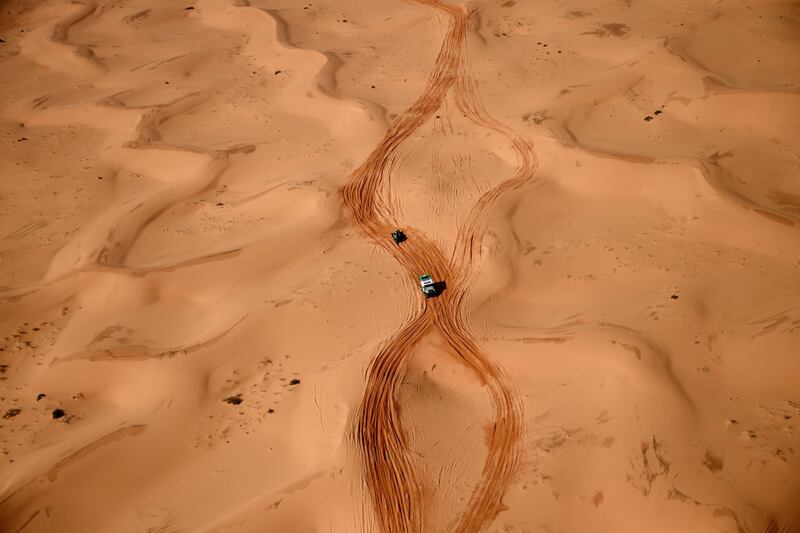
1, 0, 799, 532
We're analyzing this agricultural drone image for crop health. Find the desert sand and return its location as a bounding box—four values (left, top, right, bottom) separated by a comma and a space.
1, 0, 799, 532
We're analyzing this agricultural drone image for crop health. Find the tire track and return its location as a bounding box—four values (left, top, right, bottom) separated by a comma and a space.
342, 1, 536, 532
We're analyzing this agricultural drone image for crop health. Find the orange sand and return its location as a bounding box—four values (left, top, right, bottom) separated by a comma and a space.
1, 0, 799, 532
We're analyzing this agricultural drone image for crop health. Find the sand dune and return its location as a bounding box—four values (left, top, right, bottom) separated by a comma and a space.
1, 0, 798, 532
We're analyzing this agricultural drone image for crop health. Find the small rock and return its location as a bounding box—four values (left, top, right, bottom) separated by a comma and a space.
289, 378, 301, 386
670, 294, 679, 300
36, 393, 46, 401
3, 408, 21, 419
224, 394, 243, 405
267, 408, 274, 414
184, 6, 195, 10
52, 408, 65, 419
644, 116, 653, 121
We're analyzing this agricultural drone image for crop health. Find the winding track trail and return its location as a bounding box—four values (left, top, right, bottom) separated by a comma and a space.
342, 1, 537, 532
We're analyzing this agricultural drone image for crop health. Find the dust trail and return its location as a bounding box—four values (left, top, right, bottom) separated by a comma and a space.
342, 1, 536, 532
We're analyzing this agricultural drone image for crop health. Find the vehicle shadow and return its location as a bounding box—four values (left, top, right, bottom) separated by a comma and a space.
431, 280, 447, 296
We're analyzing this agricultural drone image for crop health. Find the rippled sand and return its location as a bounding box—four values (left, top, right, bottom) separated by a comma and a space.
1, 1, 799, 532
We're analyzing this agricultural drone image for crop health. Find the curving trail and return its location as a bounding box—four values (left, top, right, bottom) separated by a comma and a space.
342, 1, 538, 532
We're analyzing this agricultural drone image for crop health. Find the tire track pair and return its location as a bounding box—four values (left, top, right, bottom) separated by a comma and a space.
342, 2, 536, 532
